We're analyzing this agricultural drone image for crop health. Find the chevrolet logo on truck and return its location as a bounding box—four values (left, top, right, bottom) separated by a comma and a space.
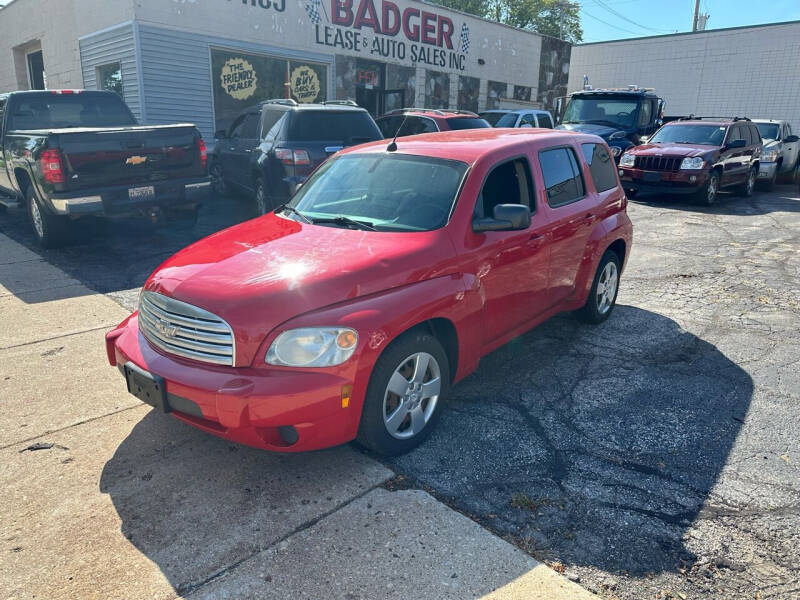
126, 155, 148, 166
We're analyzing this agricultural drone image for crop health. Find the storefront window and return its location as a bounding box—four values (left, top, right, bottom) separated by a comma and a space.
335, 55, 357, 101
426, 71, 450, 110
211, 47, 327, 133
458, 76, 480, 113
513, 85, 532, 102
486, 81, 507, 110
97, 62, 123, 97
386, 65, 415, 112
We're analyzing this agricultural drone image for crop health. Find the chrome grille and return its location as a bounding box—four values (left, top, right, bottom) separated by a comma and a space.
635, 156, 683, 171
138, 291, 235, 366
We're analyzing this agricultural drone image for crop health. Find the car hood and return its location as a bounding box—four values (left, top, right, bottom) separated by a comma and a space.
629, 143, 713, 158
144, 214, 455, 365
762, 140, 780, 150
557, 122, 622, 139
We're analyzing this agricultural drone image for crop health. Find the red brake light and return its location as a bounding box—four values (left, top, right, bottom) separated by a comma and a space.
39, 149, 66, 184
293, 150, 311, 166
51, 89, 81, 95
197, 138, 208, 170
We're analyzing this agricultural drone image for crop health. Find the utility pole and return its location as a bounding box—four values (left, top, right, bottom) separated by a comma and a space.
692, 0, 700, 31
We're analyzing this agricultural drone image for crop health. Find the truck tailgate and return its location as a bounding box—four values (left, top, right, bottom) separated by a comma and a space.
55, 125, 202, 190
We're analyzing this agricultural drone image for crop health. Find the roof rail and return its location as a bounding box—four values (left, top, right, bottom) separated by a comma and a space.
440, 109, 479, 117
260, 98, 298, 107
385, 107, 446, 116
679, 115, 751, 122
322, 100, 359, 107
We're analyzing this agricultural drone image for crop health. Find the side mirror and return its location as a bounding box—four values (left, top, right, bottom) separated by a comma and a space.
784, 135, 799, 143
726, 139, 746, 149
215, 129, 228, 139
473, 204, 531, 232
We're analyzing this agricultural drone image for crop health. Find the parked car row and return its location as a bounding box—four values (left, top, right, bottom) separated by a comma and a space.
618, 116, 797, 204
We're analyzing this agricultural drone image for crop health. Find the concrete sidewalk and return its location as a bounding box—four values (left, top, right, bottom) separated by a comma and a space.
0, 232, 596, 599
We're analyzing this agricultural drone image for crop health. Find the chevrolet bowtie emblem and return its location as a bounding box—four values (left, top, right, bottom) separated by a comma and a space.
126, 155, 147, 165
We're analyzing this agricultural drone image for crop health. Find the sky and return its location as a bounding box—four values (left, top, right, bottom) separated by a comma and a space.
579, 0, 800, 43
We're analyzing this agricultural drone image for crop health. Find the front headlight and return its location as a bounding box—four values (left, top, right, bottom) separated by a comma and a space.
761, 148, 779, 162
680, 157, 704, 170
619, 153, 635, 167
266, 327, 358, 367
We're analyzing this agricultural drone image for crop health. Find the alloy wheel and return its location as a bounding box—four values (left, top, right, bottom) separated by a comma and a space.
255, 182, 267, 215
746, 169, 755, 195
382, 352, 441, 440
29, 196, 44, 239
595, 261, 618, 315
707, 175, 718, 204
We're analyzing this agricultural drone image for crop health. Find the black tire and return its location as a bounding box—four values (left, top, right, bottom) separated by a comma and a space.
209, 161, 226, 195
737, 166, 756, 197
26, 186, 68, 248
254, 178, 269, 216
695, 171, 719, 206
356, 330, 450, 456
575, 250, 622, 325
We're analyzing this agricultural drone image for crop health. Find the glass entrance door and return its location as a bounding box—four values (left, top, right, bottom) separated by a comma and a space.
382, 89, 405, 113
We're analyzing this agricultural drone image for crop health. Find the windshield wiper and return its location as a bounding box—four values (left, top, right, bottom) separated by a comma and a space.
311, 215, 377, 231
275, 204, 312, 224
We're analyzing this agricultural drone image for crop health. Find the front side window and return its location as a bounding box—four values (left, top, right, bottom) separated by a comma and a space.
447, 117, 491, 130
539, 147, 585, 207
288, 153, 468, 232
650, 124, 727, 146
494, 112, 520, 127
479, 112, 509, 127
637, 99, 653, 127
475, 158, 534, 219
520, 114, 536, 127
538, 113, 554, 129
97, 63, 123, 97
581, 143, 618, 193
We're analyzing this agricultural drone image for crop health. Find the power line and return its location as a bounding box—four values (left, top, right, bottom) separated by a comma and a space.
580, 7, 645, 35
589, 0, 676, 33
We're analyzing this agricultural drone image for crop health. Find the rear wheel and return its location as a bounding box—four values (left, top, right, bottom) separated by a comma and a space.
357, 331, 449, 456
737, 166, 756, 197
27, 187, 68, 248
254, 178, 269, 216
695, 171, 719, 206
575, 250, 621, 324
209, 161, 226, 195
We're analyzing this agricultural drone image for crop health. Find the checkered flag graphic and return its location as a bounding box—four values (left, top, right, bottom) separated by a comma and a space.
305, 0, 322, 24
460, 23, 470, 54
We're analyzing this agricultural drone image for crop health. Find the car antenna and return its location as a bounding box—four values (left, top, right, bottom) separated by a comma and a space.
387, 112, 410, 152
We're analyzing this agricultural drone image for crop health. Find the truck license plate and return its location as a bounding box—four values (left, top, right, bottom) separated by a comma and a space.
128, 185, 156, 201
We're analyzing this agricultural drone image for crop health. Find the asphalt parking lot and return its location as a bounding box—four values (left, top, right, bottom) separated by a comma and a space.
1, 183, 799, 599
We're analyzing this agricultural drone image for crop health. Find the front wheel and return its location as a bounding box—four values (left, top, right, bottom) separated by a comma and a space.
737, 167, 756, 197
575, 250, 621, 325
357, 331, 449, 456
695, 171, 719, 206
27, 187, 68, 248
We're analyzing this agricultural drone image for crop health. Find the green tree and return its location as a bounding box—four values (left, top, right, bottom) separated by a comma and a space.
435, 0, 582, 43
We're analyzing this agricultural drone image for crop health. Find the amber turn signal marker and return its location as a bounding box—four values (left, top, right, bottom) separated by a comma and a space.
341, 384, 352, 408
336, 330, 357, 349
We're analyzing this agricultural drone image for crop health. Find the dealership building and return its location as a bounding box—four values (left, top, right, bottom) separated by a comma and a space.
568, 20, 800, 132
0, 0, 570, 138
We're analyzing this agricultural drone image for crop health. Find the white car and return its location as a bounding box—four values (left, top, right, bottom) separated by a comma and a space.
753, 119, 800, 188
479, 109, 554, 129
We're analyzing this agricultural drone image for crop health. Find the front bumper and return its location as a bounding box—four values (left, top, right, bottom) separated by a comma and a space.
619, 167, 708, 195
105, 314, 362, 452
758, 162, 778, 179
49, 177, 210, 216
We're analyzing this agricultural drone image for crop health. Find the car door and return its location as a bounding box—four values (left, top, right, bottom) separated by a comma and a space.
468, 156, 551, 343
720, 125, 747, 185
519, 113, 536, 129
228, 111, 261, 190
537, 112, 554, 129
782, 123, 799, 172
218, 114, 245, 187
536, 144, 596, 304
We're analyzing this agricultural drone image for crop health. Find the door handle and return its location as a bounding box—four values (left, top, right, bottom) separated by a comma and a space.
584, 212, 596, 221
528, 232, 544, 241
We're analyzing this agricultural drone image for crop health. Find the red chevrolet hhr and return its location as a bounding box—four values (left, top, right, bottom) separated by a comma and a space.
106, 129, 632, 456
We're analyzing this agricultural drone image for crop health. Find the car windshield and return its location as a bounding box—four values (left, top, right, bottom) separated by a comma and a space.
7, 92, 136, 130
755, 123, 779, 141
479, 112, 510, 126
649, 124, 727, 145
286, 153, 468, 232
562, 97, 639, 129
286, 111, 381, 144
447, 117, 491, 130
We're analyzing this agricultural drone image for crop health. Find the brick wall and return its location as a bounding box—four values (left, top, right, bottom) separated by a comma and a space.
568, 21, 800, 132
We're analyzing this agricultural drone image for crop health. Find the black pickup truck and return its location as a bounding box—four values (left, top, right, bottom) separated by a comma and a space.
0, 90, 209, 247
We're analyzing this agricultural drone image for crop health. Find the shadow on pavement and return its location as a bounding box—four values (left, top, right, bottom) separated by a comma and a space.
632, 182, 800, 215
386, 305, 753, 577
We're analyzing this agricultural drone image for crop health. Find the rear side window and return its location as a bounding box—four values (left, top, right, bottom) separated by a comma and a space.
538, 113, 553, 129
749, 124, 761, 144
239, 113, 260, 139
7, 92, 136, 130
447, 117, 491, 130
539, 147, 585, 207
261, 109, 283, 140
377, 116, 401, 138
287, 111, 381, 144
398, 116, 438, 136
581, 143, 618, 193
476, 158, 534, 219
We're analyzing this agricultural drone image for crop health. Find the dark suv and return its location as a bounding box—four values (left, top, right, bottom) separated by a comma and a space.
210, 100, 381, 214
618, 117, 762, 205
375, 109, 490, 139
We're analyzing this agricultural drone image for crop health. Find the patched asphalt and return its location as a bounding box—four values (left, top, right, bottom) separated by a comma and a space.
1, 184, 798, 599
